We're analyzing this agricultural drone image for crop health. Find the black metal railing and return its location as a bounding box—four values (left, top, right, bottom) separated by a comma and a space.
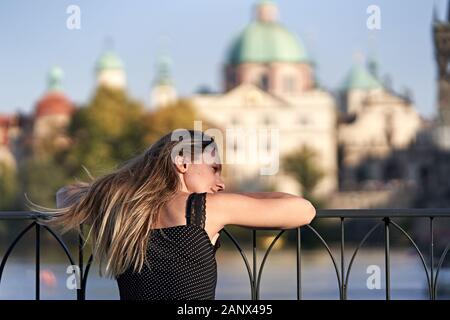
0, 209, 449, 300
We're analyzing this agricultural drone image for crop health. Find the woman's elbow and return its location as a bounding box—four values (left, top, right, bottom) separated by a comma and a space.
295, 198, 316, 227
304, 201, 316, 225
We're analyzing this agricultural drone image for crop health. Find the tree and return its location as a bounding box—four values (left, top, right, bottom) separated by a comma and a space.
58, 86, 149, 179
282, 145, 326, 208
0, 163, 18, 210
144, 98, 215, 145
18, 155, 67, 209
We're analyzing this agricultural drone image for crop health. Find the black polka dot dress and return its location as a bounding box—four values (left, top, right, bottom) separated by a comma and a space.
116, 192, 221, 300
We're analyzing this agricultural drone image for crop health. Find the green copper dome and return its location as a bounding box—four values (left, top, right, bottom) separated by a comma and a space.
155, 55, 173, 86
341, 64, 382, 91
226, 1, 309, 64
47, 66, 64, 92
96, 51, 124, 71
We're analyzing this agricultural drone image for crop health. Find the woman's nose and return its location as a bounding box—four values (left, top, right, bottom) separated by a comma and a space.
216, 181, 225, 191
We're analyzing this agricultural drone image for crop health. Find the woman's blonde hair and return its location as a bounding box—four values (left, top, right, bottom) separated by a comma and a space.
27, 129, 217, 278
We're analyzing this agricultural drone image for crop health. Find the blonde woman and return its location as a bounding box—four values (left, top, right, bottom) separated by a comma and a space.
33, 129, 316, 300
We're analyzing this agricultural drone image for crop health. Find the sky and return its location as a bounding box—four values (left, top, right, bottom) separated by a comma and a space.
0, 0, 447, 119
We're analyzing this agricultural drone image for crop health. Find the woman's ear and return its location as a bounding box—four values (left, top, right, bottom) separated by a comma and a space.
174, 155, 188, 173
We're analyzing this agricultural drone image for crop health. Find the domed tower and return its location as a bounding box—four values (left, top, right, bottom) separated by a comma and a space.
96, 50, 126, 90
33, 66, 75, 152
340, 55, 383, 115
150, 54, 177, 110
224, 0, 314, 96
35, 67, 75, 119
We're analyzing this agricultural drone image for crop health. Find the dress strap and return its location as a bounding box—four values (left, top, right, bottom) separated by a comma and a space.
185, 192, 207, 228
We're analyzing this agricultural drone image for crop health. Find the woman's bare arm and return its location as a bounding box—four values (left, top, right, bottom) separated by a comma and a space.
228, 191, 298, 199
206, 192, 316, 230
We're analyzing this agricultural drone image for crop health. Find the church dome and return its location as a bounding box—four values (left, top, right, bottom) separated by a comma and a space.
35, 67, 75, 118
96, 51, 124, 71
226, 1, 309, 64
341, 63, 382, 91
35, 93, 75, 118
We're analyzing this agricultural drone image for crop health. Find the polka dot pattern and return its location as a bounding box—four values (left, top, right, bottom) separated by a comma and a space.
116, 192, 221, 300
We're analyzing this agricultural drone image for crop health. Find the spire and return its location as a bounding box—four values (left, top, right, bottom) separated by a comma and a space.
367, 34, 379, 80
367, 55, 379, 80
150, 35, 177, 109
367, 42, 379, 81
448, 0, 450, 22
155, 55, 173, 86
433, 2, 439, 22
255, 0, 278, 22
96, 37, 124, 72
95, 37, 126, 89
47, 66, 64, 92
104, 36, 114, 51
154, 35, 173, 86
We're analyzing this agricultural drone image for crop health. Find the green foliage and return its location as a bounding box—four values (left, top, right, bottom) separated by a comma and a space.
60, 86, 149, 178
18, 155, 68, 209
0, 163, 18, 210
282, 145, 326, 208
144, 98, 203, 144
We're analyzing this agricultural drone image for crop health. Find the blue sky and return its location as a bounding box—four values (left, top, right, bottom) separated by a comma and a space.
0, 0, 446, 118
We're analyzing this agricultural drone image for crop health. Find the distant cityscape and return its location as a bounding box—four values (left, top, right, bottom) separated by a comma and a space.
1, 1, 450, 209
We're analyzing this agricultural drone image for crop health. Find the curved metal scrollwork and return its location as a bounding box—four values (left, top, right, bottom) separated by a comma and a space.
305, 224, 343, 298
433, 241, 450, 298
344, 221, 384, 299
255, 230, 285, 299
389, 220, 432, 299
0, 222, 36, 285
221, 228, 256, 299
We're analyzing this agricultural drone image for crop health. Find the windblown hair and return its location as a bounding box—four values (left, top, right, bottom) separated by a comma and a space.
27, 129, 217, 278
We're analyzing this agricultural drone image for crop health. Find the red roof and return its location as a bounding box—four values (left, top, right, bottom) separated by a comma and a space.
35, 92, 75, 118
0, 115, 12, 126
0, 115, 12, 146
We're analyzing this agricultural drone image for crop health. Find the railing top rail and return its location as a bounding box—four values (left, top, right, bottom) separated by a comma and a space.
1, 208, 450, 220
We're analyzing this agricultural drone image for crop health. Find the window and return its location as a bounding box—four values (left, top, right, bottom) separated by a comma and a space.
298, 115, 310, 125
284, 75, 296, 93
226, 70, 236, 88
258, 74, 269, 91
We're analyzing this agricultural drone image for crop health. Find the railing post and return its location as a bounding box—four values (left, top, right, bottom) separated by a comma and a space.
35, 223, 40, 300
296, 227, 302, 300
253, 229, 257, 300
78, 225, 85, 300
384, 217, 391, 300
430, 217, 434, 300
340, 217, 346, 300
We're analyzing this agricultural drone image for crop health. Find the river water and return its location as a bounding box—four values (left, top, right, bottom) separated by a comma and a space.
1, 248, 449, 300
